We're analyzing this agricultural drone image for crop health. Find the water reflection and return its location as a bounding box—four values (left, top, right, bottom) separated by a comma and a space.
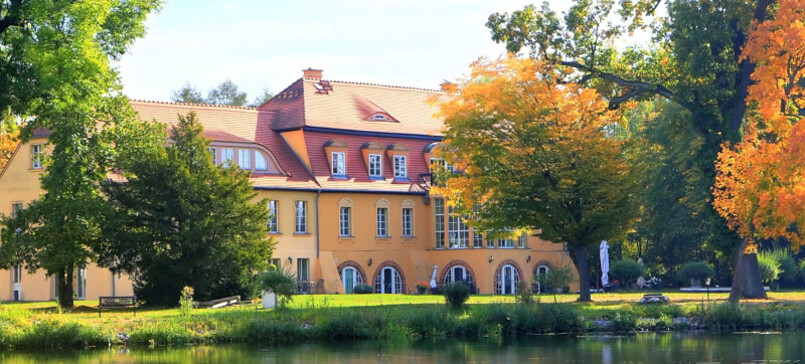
1, 332, 804, 363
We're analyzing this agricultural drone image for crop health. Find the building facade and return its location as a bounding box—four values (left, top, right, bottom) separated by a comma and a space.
0, 69, 578, 301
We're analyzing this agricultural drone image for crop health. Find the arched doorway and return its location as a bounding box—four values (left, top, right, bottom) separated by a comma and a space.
534, 264, 551, 293
375, 265, 403, 294
495, 262, 521, 295
341, 266, 364, 294
442, 262, 475, 293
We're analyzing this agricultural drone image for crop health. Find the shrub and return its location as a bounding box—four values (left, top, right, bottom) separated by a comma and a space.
515, 281, 536, 305
535, 265, 576, 302
443, 281, 470, 310
259, 267, 297, 309
352, 284, 373, 294
757, 251, 782, 284
609, 260, 646, 288
179, 286, 194, 317
677, 261, 715, 285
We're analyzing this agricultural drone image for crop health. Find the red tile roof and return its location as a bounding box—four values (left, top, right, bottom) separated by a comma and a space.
260, 78, 446, 136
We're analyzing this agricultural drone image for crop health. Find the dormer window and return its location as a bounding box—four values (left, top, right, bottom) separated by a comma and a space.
207, 147, 217, 165
238, 149, 251, 170
369, 154, 382, 177
221, 148, 234, 165
393, 155, 407, 179
255, 152, 268, 171
332, 151, 346, 176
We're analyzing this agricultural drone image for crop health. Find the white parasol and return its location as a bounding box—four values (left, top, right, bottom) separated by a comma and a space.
429, 264, 438, 289
600, 240, 610, 288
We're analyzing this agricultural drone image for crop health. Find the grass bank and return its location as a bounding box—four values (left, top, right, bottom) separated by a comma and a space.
3, 292, 805, 350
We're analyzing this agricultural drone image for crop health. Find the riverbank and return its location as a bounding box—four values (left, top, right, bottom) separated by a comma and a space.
2, 292, 805, 350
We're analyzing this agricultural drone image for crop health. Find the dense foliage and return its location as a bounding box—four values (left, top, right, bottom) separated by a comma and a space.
99, 112, 274, 306
0, 0, 162, 308
437, 57, 637, 301
609, 260, 647, 288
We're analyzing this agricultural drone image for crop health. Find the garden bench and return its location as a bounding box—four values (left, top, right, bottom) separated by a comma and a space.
639, 293, 669, 304
98, 296, 138, 317
196, 295, 241, 309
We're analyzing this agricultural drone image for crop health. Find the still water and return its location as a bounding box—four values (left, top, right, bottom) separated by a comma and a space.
2, 332, 804, 363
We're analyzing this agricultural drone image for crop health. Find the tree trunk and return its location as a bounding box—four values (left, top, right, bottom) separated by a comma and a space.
728, 238, 767, 303
575, 245, 591, 302
57, 264, 75, 308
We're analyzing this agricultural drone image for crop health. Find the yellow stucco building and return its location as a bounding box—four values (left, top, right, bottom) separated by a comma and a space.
0, 69, 578, 301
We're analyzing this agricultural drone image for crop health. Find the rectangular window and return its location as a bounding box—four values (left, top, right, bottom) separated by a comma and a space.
270, 258, 281, 270
267, 200, 278, 233
11, 202, 23, 218
402, 207, 413, 237
339, 206, 351, 236
12, 265, 21, 284
473, 228, 483, 248
76, 268, 87, 299
238, 149, 251, 169
376, 207, 388, 236
434, 198, 445, 249
207, 147, 217, 165
369, 154, 382, 177
222, 148, 234, 165
448, 206, 469, 248
332, 152, 345, 176
31, 145, 42, 169
518, 232, 527, 248
393, 155, 407, 178
295, 201, 307, 233
498, 227, 515, 248
487, 230, 496, 248
297, 258, 309, 281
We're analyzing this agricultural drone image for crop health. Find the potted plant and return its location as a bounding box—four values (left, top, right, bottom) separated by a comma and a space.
416, 281, 429, 294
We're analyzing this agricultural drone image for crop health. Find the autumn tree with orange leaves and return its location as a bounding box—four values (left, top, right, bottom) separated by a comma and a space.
0, 119, 19, 172
437, 58, 638, 302
714, 0, 805, 302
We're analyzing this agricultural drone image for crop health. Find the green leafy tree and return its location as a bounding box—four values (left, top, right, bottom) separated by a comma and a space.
487, 0, 777, 301
0, 0, 162, 308
536, 265, 576, 303
170, 82, 205, 104
99, 112, 274, 306
249, 88, 274, 107
206, 79, 248, 107
437, 58, 638, 302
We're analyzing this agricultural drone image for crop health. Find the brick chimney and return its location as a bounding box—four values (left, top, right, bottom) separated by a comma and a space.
303, 68, 323, 81
440, 80, 458, 93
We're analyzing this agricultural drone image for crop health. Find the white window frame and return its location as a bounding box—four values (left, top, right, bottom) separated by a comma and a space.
339, 206, 351, 237
332, 151, 346, 176
369, 154, 382, 177
11, 202, 23, 218
393, 155, 407, 178
254, 152, 268, 171
297, 258, 309, 281
295, 200, 307, 233
207, 147, 217, 165
434, 198, 445, 249
448, 206, 469, 248
341, 266, 363, 294
402, 207, 413, 237
238, 149, 251, 170
267, 200, 278, 233
221, 148, 234, 165
31, 144, 42, 169
376, 207, 388, 237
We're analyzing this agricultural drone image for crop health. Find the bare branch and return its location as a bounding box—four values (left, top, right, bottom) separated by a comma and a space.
556, 60, 674, 108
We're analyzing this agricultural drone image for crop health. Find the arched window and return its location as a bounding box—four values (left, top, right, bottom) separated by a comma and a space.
340, 266, 364, 294
496, 264, 520, 295
375, 266, 402, 294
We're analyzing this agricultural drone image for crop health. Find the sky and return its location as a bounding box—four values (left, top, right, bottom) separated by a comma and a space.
116, 0, 568, 103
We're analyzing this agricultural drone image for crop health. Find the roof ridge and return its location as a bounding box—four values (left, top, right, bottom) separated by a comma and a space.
318, 79, 444, 93
129, 99, 257, 110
